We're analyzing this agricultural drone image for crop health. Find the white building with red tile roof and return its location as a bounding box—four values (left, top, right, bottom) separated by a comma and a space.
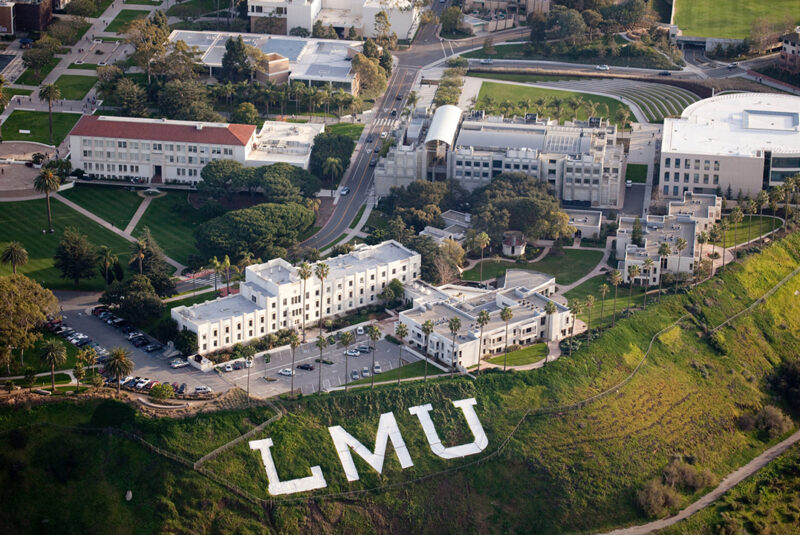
69, 115, 324, 184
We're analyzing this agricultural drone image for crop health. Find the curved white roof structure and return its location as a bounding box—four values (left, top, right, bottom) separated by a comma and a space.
424, 105, 463, 146
663, 93, 800, 157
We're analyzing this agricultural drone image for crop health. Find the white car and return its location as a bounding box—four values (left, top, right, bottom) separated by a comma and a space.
135, 378, 150, 389
356, 326, 365, 335
222, 363, 233, 372
480, 58, 493, 64
380, 132, 388, 139
361, 367, 370, 378
244, 359, 253, 368
595, 64, 610, 71
373, 363, 382, 374
626, 180, 633, 188
195, 385, 212, 393
345, 349, 360, 357
278, 368, 295, 377
170, 359, 189, 369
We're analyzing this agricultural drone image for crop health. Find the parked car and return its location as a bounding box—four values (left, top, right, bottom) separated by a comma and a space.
127, 331, 143, 340
222, 363, 233, 372
373, 363, 382, 374
278, 368, 295, 376
727, 62, 738, 69
595, 64, 610, 71
134, 378, 150, 389
345, 349, 360, 357
356, 345, 370, 353
658, 71, 671, 76
340, 187, 350, 195
144, 344, 163, 353
195, 385, 212, 394
626, 180, 633, 188
170, 359, 189, 369
178, 383, 187, 395
92, 305, 108, 316
361, 367, 370, 377
297, 363, 314, 371
356, 326, 365, 335
233, 361, 243, 370
171, 382, 179, 391
479, 58, 493, 64
244, 359, 253, 368
119, 376, 134, 386
351, 370, 360, 381
132, 337, 149, 347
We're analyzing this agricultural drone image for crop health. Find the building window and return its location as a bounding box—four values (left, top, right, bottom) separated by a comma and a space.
665, 158, 670, 167
663, 172, 669, 182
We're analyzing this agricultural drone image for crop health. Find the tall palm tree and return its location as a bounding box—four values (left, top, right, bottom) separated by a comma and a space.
475, 232, 490, 287
406, 91, 418, 111
615, 108, 630, 138
322, 157, 343, 193
729, 207, 743, 252
627, 265, 640, 312
745, 199, 757, 245
289, 331, 300, 397
0, 75, 8, 141
1, 241, 28, 274
314, 262, 329, 336
585, 295, 595, 341
222, 254, 232, 294
567, 299, 582, 356
543, 301, 556, 364
500, 306, 513, 371
448, 316, 461, 377
38, 84, 62, 145
422, 319, 433, 381
33, 169, 60, 232
40, 338, 66, 392
718, 218, 729, 271
129, 240, 146, 274
368, 325, 381, 388
756, 190, 769, 246
642, 257, 654, 306
237, 251, 260, 272
339, 330, 353, 392
476, 309, 490, 375
73, 362, 85, 394
105, 347, 134, 397
394, 323, 408, 386
674, 237, 687, 293
77, 347, 98, 379
599, 283, 609, 327
610, 270, 622, 326
315, 335, 327, 394
298, 262, 312, 342
657, 243, 670, 300
96, 245, 117, 286
696, 232, 707, 265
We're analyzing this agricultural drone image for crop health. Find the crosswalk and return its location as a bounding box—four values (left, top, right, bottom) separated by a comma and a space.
373, 118, 400, 127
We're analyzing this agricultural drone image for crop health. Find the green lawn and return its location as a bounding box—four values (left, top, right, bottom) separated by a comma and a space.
463, 249, 603, 285
2, 110, 81, 146
54, 75, 97, 100
476, 82, 633, 129
133, 193, 204, 265
326, 122, 365, 141
564, 274, 648, 330
486, 343, 548, 366
11, 372, 72, 388
298, 225, 321, 242
365, 210, 388, 230
712, 215, 783, 248
124, 0, 162, 4
166, 0, 224, 16
0, 199, 132, 290
349, 359, 446, 385
7, 332, 80, 377
15, 57, 60, 86
625, 163, 648, 183
674, 0, 800, 39
349, 205, 366, 229
467, 72, 582, 83
3, 87, 33, 99
90, 0, 114, 16
59, 184, 144, 230
98, 36, 123, 43
68, 63, 101, 70
106, 9, 148, 33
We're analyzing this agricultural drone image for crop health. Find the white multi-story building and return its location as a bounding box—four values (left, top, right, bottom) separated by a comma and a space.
247, 0, 419, 40
659, 92, 800, 200
616, 192, 721, 284
69, 115, 324, 184
376, 107, 625, 209
172, 241, 420, 354
399, 270, 572, 370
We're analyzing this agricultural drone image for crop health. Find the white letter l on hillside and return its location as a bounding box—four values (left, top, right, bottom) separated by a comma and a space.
249, 438, 328, 496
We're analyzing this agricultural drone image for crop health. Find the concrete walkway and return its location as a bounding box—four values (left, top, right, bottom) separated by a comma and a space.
599, 427, 800, 535
124, 196, 152, 235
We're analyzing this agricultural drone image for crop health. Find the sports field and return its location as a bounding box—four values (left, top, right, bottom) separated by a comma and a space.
674, 0, 800, 39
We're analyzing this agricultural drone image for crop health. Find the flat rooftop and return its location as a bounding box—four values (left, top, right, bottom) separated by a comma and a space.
620, 215, 696, 258
500, 269, 554, 291
325, 241, 417, 280
564, 209, 602, 228
667, 192, 720, 220
174, 294, 261, 323
662, 93, 800, 158
457, 119, 596, 155
247, 121, 325, 166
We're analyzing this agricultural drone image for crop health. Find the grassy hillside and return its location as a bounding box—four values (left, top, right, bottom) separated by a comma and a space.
1, 233, 800, 533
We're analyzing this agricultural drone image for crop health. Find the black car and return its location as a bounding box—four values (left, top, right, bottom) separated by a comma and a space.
369, 158, 378, 167
297, 363, 315, 371
658, 71, 671, 76
144, 344, 162, 353
132, 337, 149, 347
391, 109, 397, 116
75, 338, 92, 347
233, 361, 243, 370
366, 135, 374, 143
178, 383, 187, 395
356, 345, 370, 353
396, 94, 402, 101
374, 145, 381, 153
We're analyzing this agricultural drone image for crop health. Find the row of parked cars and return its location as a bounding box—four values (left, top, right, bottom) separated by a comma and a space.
217, 359, 254, 373
92, 306, 164, 353
111, 375, 211, 396
48, 319, 110, 360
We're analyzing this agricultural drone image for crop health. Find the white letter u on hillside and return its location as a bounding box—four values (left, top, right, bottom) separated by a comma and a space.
408, 398, 488, 460
249, 438, 328, 496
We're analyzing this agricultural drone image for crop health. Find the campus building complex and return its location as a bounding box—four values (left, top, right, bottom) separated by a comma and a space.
247, 0, 419, 40
172, 241, 421, 354
168, 31, 363, 94
659, 93, 800, 200
779, 30, 800, 75
376, 106, 626, 209
69, 115, 324, 184
616, 192, 721, 284
399, 270, 572, 370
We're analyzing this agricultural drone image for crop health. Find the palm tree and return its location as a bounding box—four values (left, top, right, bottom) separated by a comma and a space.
40, 338, 66, 392
339, 330, 353, 392
610, 270, 622, 326
756, 190, 769, 246
73, 362, 85, 393
315, 335, 327, 394
33, 169, 60, 232
599, 283, 609, 327
729, 207, 743, 252
208, 256, 222, 292
77, 347, 98, 379
105, 347, 134, 397
314, 262, 329, 336
222, 254, 232, 294
406, 91, 418, 111
322, 157, 343, 193
745, 199, 757, 245
475, 232, 490, 287
298, 262, 312, 342
237, 251, 260, 272
129, 240, 146, 274
585, 295, 595, 341
615, 108, 630, 138
39, 84, 61, 145
394, 323, 408, 386
500, 306, 513, 371
543, 301, 556, 364
96, 245, 117, 286
696, 232, 707, 265
448, 316, 462, 376
568, 299, 582, 356
719, 218, 729, 271
642, 257, 654, 307
0, 75, 8, 140
368, 325, 381, 387
657, 243, 670, 300
674, 237, 687, 293
476, 309, 490, 375
289, 332, 300, 397
422, 319, 433, 381
1, 241, 28, 274
627, 264, 640, 312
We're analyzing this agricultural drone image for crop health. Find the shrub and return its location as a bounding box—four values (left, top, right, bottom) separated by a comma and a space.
150, 383, 175, 400
736, 412, 756, 432
755, 405, 793, 438
636, 479, 681, 517
662, 460, 716, 491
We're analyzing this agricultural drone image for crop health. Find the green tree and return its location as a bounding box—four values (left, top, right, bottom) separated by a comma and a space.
632, 217, 643, 246
0, 275, 58, 370
599, 283, 609, 327
40, 338, 66, 392
54, 227, 97, 287
473, 232, 490, 287
315, 335, 327, 393
298, 262, 313, 342
368, 324, 381, 387
22, 48, 53, 83
175, 328, 197, 355
338, 330, 354, 392
105, 347, 134, 397
379, 48, 393, 76
290, 27, 310, 38
674, 237, 687, 292
756, 190, 769, 246
351, 53, 387, 100
730, 206, 743, 250
544, 301, 556, 363
230, 102, 260, 125
476, 309, 490, 375
322, 157, 343, 192
73, 362, 85, 393
116, 78, 148, 117
129, 239, 146, 274
362, 38, 380, 59
440, 6, 463, 34
315, 262, 330, 335
77, 347, 98, 379
374, 10, 391, 47
125, 16, 169, 84
448, 316, 461, 377
609, 270, 622, 326
150, 382, 174, 400
219, 36, 252, 83
422, 319, 433, 381
394, 322, 408, 386
500, 306, 513, 371
627, 264, 640, 312
1, 242, 28, 274
642, 257, 654, 306
38, 84, 61, 146
657, 243, 670, 299
33, 169, 60, 232
584, 294, 595, 340
96, 245, 117, 287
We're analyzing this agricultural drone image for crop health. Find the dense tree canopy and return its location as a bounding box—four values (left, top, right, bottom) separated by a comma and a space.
219, 36, 252, 84
0, 275, 58, 365
309, 133, 355, 182
378, 180, 468, 232
351, 53, 387, 100
54, 227, 97, 287
197, 160, 320, 201
101, 275, 164, 325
